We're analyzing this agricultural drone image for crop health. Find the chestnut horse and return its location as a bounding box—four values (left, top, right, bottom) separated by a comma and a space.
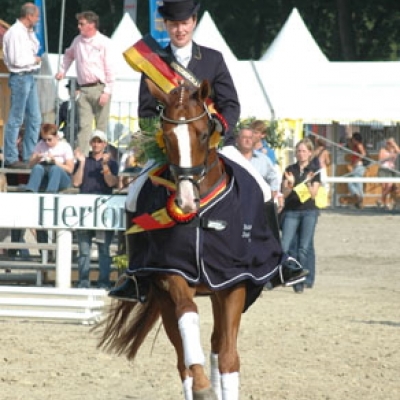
97, 80, 282, 400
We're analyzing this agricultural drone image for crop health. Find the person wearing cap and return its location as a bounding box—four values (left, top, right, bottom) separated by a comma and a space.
72, 130, 119, 289
55, 11, 116, 156
2, 3, 42, 169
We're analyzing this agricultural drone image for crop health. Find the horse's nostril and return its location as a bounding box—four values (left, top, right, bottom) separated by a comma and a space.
175, 198, 182, 208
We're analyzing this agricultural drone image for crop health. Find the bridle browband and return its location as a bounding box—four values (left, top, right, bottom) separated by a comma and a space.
160, 105, 210, 125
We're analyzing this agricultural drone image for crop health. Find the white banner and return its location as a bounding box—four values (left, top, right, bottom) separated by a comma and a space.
0, 193, 126, 230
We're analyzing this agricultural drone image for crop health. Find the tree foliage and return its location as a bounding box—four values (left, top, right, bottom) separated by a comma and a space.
2, 0, 400, 61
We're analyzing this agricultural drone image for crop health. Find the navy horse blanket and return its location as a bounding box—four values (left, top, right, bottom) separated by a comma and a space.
126, 155, 284, 310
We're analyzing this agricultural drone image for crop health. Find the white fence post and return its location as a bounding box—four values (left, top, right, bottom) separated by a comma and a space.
56, 229, 73, 289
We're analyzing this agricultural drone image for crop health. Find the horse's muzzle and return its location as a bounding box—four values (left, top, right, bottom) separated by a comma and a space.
175, 179, 200, 214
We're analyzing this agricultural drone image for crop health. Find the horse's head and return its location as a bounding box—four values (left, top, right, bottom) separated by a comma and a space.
146, 79, 219, 214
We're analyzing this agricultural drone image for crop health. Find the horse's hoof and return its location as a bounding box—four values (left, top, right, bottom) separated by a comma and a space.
193, 387, 218, 400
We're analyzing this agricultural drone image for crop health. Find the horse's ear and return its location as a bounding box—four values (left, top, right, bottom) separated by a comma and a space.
145, 78, 169, 105
198, 80, 211, 101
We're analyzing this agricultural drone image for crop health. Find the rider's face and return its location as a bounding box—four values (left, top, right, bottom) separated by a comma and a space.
165, 17, 197, 48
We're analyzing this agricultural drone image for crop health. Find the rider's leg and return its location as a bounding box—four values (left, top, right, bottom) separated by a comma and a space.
108, 211, 150, 302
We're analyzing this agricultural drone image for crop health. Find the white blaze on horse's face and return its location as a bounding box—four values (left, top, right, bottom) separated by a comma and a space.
173, 120, 199, 213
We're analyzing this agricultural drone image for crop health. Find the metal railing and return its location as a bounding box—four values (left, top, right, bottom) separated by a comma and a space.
0, 73, 140, 168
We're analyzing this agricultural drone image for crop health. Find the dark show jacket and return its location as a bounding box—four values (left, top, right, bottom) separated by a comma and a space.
138, 42, 241, 146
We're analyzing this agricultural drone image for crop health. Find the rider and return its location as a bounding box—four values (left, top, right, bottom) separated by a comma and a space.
109, 0, 306, 302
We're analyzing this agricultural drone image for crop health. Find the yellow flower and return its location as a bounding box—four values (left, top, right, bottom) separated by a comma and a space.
155, 129, 165, 151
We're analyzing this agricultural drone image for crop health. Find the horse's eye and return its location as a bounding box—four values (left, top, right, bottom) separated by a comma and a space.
200, 132, 208, 142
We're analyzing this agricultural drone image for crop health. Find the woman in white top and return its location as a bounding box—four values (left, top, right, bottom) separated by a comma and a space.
377, 137, 400, 208
23, 123, 74, 192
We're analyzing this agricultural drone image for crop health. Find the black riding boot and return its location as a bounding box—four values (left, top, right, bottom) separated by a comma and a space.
269, 257, 309, 288
108, 211, 151, 302
108, 275, 149, 303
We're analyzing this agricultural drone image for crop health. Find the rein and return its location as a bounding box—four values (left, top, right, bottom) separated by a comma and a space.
170, 156, 219, 189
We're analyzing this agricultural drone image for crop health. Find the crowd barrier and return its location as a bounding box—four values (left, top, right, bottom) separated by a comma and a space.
0, 192, 125, 323
0, 286, 106, 324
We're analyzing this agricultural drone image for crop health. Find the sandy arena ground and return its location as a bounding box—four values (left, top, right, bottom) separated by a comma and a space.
1, 210, 399, 400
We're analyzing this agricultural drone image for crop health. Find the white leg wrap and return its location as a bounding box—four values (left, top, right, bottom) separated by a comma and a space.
182, 376, 193, 400
210, 353, 222, 400
178, 312, 205, 368
221, 372, 239, 400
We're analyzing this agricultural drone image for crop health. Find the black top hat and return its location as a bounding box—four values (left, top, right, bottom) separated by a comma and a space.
158, 0, 200, 21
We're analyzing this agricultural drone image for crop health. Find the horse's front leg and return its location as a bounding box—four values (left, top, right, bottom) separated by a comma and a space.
158, 275, 217, 400
212, 284, 246, 400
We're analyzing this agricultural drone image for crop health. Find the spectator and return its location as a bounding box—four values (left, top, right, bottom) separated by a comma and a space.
377, 137, 400, 209
237, 127, 282, 293
72, 130, 119, 289
55, 11, 116, 156
346, 132, 367, 209
312, 137, 331, 194
251, 120, 278, 166
236, 127, 280, 198
280, 139, 321, 293
251, 120, 283, 206
2, 2, 42, 169
20, 123, 74, 193
58, 80, 80, 146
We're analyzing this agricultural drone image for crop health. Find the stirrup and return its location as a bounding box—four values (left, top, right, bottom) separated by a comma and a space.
110, 273, 143, 302
279, 257, 308, 287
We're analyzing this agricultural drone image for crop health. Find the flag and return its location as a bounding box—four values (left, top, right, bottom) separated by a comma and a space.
293, 182, 311, 203
34, 0, 46, 55
149, 0, 169, 46
123, 35, 184, 94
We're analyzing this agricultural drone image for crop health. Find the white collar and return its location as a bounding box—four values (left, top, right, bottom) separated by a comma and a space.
171, 42, 193, 61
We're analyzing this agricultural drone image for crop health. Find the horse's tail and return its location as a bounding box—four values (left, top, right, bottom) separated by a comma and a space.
94, 286, 160, 360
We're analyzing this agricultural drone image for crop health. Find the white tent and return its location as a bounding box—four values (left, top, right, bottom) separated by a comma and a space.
111, 12, 142, 79
194, 11, 237, 65
109, 13, 143, 140
252, 60, 400, 123
228, 61, 274, 119
45, 9, 400, 135
260, 8, 328, 64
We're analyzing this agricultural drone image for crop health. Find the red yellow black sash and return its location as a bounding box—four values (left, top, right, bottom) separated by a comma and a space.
124, 34, 200, 93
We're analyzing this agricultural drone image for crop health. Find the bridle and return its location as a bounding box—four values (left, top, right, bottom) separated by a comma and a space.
159, 101, 217, 189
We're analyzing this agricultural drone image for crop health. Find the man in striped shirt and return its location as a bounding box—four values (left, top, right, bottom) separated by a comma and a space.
55, 11, 116, 155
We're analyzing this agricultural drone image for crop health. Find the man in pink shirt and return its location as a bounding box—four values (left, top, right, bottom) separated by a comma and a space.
55, 11, 116, 155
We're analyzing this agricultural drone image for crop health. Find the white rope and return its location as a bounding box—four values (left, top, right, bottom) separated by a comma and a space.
326, 176, 400, 183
